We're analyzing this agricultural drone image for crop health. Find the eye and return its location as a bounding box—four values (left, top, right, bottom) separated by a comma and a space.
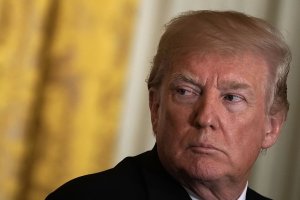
223, 94, 244, 102
175, 88, 195, 96
172, 87, 200, 104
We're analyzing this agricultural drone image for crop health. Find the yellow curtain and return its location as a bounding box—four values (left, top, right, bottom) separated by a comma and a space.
0, 0, 139, 200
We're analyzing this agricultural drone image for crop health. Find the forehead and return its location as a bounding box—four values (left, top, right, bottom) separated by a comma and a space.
167, 53, 269, 86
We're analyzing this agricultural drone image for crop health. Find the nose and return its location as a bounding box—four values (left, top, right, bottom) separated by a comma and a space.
192, 93, 219, 130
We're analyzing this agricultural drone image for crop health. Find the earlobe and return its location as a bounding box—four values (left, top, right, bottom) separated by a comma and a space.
149, 88, 160, 134
262, 112, 286, 149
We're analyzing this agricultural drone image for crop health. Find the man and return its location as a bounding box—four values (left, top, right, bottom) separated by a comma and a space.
46, 10, 291, 200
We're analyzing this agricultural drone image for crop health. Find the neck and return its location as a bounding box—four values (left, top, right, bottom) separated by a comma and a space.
180, 176, 248, 200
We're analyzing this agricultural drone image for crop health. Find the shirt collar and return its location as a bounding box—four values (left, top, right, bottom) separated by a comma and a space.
184, 182, 248, 200
237, 182, 248, 200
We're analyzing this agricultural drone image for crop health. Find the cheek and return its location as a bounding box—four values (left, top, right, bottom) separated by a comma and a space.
156, 100, 192, 147
230, 116, 264, 145
226, 112, 267, 164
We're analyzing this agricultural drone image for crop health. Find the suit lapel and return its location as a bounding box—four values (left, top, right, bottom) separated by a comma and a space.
246, 187, 272, 200
139, 146, 191, 200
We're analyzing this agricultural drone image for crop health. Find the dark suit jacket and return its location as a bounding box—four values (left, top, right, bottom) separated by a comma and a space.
46, 147, 271, 200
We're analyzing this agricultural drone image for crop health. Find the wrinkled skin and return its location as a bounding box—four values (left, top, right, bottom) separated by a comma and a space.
149, 53, 284, 199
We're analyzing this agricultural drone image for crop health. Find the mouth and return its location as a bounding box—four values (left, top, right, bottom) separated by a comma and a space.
189, 143, 220, 154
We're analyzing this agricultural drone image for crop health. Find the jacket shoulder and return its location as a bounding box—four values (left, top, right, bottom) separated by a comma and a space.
246, 188, 272, 200
45, 154, 147, 200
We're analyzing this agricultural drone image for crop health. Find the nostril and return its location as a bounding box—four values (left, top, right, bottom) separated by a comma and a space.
194, 121, 201, 129
192, 109, 218, 130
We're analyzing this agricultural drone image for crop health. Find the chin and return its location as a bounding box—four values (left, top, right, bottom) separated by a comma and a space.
178, 157, 227, 182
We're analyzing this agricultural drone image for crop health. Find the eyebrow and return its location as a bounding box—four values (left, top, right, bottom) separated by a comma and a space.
169, 73, 254, 94
169, 73, 202, 88
219, 81, 251, 91
219, 81, 255, 99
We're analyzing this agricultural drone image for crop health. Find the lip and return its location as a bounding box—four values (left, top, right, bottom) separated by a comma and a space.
189, 143, 220, 154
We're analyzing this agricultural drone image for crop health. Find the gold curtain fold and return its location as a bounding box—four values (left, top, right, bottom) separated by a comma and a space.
0, 0, 139, 200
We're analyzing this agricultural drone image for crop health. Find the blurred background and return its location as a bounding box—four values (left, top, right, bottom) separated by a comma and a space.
0, 0, 299, 200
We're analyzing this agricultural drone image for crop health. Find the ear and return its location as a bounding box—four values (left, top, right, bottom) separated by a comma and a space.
149, 88, 160, 135
261, 111, 286, 149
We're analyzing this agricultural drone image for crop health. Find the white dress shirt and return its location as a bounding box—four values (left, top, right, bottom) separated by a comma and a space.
184, 182, 248, 200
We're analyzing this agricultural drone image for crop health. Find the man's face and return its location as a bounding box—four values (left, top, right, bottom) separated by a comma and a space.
150, 53, 281, 184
